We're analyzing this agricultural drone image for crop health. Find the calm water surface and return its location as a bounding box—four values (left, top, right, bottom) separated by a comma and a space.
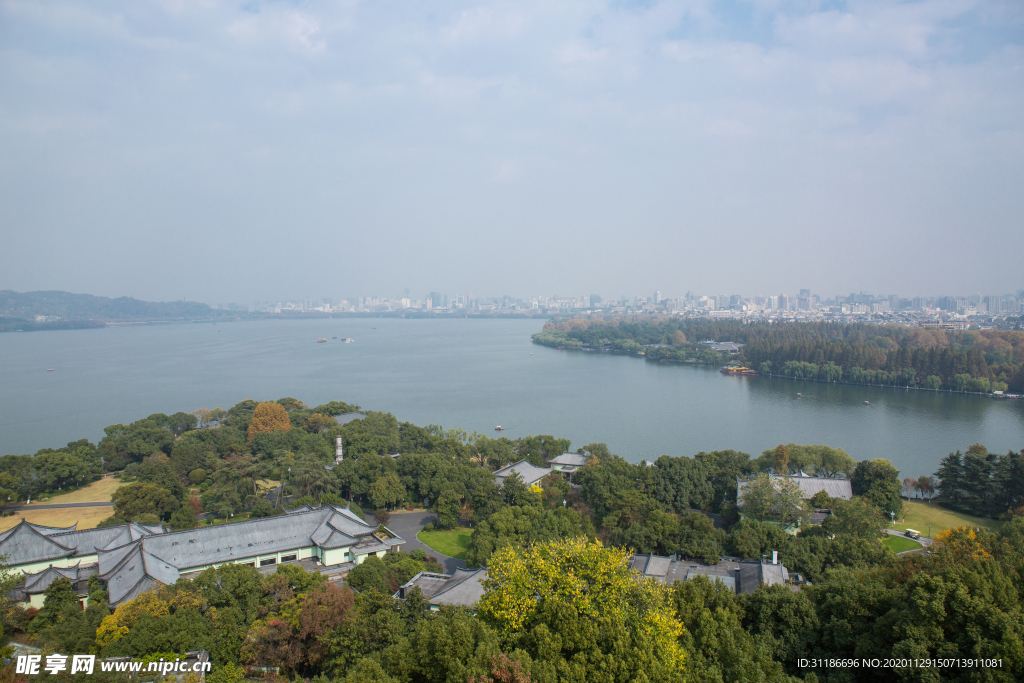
2, 318, 1022, 478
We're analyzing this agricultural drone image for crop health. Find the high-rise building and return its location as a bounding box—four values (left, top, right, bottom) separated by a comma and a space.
591, 294, 602, 306
655, 291, 662, 304
799, 288, 811, 298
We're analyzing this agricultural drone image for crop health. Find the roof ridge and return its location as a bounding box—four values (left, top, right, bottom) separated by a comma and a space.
150, 506, 331, 539
100, 540, 143, 579
0, 520, 76, 553
437, 567, 484, 594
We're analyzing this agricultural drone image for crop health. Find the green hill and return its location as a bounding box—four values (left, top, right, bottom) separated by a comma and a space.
0, 290, 224, 324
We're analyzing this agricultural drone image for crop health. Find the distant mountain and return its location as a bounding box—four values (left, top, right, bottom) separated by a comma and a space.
0, 290, 226, 323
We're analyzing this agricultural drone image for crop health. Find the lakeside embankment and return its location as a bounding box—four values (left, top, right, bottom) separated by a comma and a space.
532, 317, 1023, 397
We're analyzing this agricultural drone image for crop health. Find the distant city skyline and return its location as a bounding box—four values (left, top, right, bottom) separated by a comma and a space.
212, 287, 1024, 321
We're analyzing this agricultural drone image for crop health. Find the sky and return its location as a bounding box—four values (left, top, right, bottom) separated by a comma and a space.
1, 0, 1022, 304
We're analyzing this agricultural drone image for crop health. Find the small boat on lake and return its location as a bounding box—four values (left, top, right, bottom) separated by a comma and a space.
46, 368, 54, 372
495, 426, 505, 431
864, 401, 871, 405
796, 393, 803, 397
316, 338, 327, 343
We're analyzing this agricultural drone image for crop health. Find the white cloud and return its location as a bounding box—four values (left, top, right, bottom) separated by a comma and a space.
0, 0, 1021, 298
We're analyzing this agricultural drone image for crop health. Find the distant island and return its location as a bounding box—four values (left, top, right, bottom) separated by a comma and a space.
533, 317, 1024, 394
0, 290, 238, 331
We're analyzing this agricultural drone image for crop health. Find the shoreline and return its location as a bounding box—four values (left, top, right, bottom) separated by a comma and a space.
534, 341, 1020, 400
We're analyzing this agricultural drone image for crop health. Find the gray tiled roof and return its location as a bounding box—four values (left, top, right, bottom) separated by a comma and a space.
311, 518, 358, 550
51, 526, 133, 557
105, 544, 181, 606
0, 521, 75, 565
9, 504, 402, 607
143, 510, 332, 569
23, 563, 80, 593
737, 475, 853, 505
31, 522, 78, 535
493, 460, 553, 487
285, 504, 320, 515
98, 540, 144, 577
546, 452, 589, 467
629, 554, 672, 579
631, 554, 790, 594
396, 568, 488, 608
3, 520, 166, 567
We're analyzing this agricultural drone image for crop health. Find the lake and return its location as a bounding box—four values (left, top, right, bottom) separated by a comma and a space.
1, 318, 1022, 479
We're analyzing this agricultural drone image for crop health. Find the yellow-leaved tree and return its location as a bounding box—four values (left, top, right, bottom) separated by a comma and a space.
478, 537, 686, 682
96, 586, 205, 648
934, 526, 994, 563
247, 402, 292, 443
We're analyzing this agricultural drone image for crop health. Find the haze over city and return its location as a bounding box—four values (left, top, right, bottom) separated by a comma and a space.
2, 0, 1022, 302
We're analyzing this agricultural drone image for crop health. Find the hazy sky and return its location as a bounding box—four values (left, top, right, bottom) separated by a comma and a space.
1, 0, 1022, 304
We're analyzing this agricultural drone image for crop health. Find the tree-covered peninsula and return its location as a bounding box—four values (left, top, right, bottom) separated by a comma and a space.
532, 318, 1024, 393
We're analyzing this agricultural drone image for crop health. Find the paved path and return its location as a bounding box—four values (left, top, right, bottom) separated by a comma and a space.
5, 501, 113, 511
374, 510, 467, 574
885, 528, 933, 554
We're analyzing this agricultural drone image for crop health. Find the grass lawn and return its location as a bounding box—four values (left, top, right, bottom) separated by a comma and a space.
418, 528, 472, 560
890, 500, 1004, 539
26, 476, 122, 505
255, 479, 280, 495
882, 535, 924, 553
0, 507, 112, 532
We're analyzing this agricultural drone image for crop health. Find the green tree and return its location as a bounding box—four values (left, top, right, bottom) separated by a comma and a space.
726, 518, 792, 559
694, 450, 755, 512
821, 497, 884, 539
368, 473, 405, 510
207, 661, 244, 683
851, 459, 903, 517
31, 450, 94, 492
169, 504, 198, 530
739, 585, 819, 673
32, 577, 79, 630
650, 455, 715, 513
402, 607, 501, 683
292, 456, 337, 499
671, 576, 786, 683
739, 474, 808, 528
112, 481, 180, 521
676, 512, 726, 563
0, 555, 26, 641
0, 471, 19, 504
466, 505, 589, 568
347, 556, 388, 593
433, 489, 462, 530
498, 472, 539, 508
